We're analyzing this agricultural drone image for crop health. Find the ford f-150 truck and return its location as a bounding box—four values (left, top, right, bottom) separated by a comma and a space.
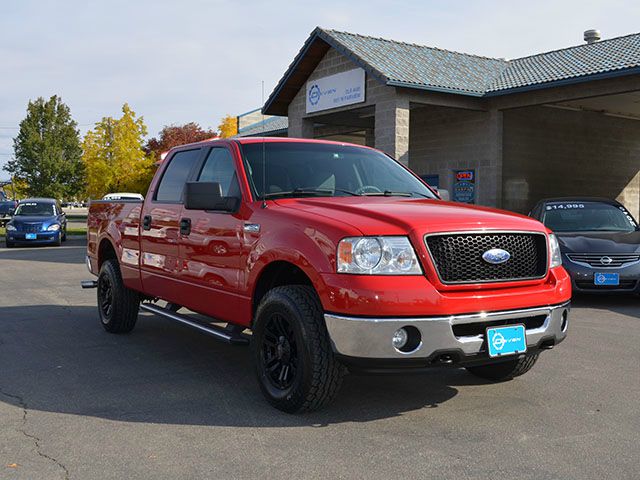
84, 138, 571, 413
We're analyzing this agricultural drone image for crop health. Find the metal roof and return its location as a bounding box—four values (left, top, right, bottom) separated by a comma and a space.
235, 115, 288, 137
263, 27, 640, 115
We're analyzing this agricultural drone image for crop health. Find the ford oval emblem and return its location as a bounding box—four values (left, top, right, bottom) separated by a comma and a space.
482, 248, 511, 265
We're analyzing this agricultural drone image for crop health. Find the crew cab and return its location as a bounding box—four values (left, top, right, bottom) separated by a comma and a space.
84, 138, 571, 412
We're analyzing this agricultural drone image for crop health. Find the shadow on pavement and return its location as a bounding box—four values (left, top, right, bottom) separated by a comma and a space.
0, 239, 86, 264
0, 304, 478, 427
571, 293, 640, 319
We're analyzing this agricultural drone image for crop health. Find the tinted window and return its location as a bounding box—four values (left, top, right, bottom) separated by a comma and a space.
14, 202, 55, 216
542, 201, 638, 232
197, 148, 241, 197
240, 142, 436, 199
155, 149, 201, 202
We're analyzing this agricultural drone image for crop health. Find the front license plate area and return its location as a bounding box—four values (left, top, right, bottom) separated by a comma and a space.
25, 233, 37, 240
594, 273, 619, 286
486, 324, 527, 358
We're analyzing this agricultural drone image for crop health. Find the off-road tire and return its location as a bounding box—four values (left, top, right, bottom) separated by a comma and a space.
466, 353, 539, 381
97, 259, 139, 333
252, 285, 345, 413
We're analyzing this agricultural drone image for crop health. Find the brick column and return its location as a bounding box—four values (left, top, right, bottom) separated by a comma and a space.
487, 108, 504, 207
375, 98, 410, 165
287, 117, 314, 138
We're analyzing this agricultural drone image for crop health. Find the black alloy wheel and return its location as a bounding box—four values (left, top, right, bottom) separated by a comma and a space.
261, 313, 299, 390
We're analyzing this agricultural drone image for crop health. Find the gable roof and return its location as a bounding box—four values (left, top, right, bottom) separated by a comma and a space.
263, 27, 640, 115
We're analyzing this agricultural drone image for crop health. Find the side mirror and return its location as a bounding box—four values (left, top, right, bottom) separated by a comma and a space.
184, 182, 240, 212
8, 209, 15, 216
437, 188, 450, 201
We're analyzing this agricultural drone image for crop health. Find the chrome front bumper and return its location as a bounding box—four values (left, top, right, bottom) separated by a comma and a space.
324, 302, 570, 360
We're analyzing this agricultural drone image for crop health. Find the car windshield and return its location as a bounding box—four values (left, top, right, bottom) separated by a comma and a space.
542, 201, 638, 232
14, 202, 55, 216
239, 142, 437, 200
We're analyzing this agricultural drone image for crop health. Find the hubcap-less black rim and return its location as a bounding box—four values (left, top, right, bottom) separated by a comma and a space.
262, 313, 298, 390
99, 275, 113, 318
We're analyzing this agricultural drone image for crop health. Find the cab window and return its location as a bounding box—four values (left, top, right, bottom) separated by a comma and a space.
197, 148, 241, 198
155, 149, 202, 202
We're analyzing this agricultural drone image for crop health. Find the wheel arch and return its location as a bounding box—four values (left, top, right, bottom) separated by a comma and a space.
251, 260, 317, 322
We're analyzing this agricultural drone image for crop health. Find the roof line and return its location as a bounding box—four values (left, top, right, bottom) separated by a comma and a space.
386, 80, 486, 97
509, 31, 640, 62
315, 28, 389, 84
237, 107, 262, 117
263, 27, 390, 115
485, 65, 640, 96
322, 28, 507, 63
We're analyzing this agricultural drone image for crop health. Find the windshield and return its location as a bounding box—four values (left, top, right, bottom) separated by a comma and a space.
542, 201, 638, 232
14, 202, 56, 216
239, 142, 437, 200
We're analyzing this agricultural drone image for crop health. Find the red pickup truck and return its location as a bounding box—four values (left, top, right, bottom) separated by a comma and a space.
84, 138, 571, 412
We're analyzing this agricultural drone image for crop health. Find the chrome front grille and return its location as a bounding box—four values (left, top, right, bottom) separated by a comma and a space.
567, 254, 640, 268
425, 232, 548, 284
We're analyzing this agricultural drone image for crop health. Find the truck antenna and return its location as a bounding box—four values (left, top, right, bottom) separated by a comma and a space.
261, 80, 267, 209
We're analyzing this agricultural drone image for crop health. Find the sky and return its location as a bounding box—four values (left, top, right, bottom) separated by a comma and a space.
1, 0, 639, 177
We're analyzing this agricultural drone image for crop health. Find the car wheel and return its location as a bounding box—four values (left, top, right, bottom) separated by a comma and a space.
5, 240, 15, 248
252, 285, 345, 413
54, 233, 62, 246
465, 353, 539, 381
97, 259, 139, 333
62, 228, 67, 242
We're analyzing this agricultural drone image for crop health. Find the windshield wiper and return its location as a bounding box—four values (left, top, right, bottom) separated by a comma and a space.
361, 190, 429, 198
264, 188, 358, 199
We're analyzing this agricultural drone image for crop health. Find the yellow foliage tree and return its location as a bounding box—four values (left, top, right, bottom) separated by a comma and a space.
217, 114, 238, 138
82, 104, 155, 199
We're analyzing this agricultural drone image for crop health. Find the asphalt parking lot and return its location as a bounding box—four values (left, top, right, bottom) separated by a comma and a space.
0, 241, 638, 479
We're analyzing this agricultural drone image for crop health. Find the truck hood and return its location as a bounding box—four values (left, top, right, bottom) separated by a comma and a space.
556, 230, 640, 254
275, 197, 546, 235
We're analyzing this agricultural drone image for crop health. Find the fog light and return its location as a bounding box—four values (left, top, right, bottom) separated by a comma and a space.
392, 328, 409, 349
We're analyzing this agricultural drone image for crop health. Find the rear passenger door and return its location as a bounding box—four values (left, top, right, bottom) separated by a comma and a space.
177, 146, 245, 322
139, 148, 203, 303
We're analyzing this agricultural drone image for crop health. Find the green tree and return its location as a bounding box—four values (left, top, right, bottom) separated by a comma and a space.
82, 104, 154, 198
5, 95, 84, 199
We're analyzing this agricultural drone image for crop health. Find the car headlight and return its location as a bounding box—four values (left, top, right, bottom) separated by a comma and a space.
6, 224, 16, 231
337, 236, 422, 274
47, 224, 61, 232
548, 233, 562, 268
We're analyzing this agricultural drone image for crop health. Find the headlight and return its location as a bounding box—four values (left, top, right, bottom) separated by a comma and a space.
337, 236, 422, 274
548, 233, 562, 268
6, 224, 16, 231
47, 224, 61, 232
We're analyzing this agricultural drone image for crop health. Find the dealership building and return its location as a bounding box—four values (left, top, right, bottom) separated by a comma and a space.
237, 27, 640, 217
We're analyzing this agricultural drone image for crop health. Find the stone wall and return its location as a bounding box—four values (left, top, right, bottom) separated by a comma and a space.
503, 106, 640, 218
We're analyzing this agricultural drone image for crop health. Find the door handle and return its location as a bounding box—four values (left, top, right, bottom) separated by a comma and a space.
143, 215, 152, 230
180, 218, 191, 236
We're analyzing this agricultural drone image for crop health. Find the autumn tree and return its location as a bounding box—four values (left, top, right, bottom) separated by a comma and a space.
217, 114, 238, 138
145, 123, 217, 162
82, 104, 154, 198
5, 95, 84, 199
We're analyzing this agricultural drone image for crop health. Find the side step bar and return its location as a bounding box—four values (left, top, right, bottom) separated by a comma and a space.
139, 303, 249, 346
